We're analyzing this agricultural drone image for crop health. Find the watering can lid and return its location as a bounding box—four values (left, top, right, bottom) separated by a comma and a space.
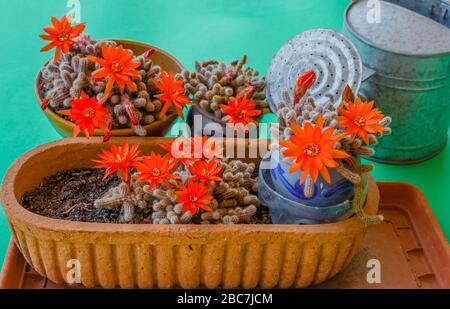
345, 0, 450, 56
265, 28, 363, 113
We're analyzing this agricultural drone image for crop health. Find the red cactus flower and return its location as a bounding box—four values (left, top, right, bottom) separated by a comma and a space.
293, 70, 316, 104
176, 179, 213, 215
189, 160, 223, 182
88, 44, 140, 102
93, 142, 142, 182
40, 16, 85, 61
65, 91, 110, 137
280, 115, 349, 184
337, 98, 385, 144
152, 71, 191, 119
220, 93, 262, 126
134, 152, 179, 189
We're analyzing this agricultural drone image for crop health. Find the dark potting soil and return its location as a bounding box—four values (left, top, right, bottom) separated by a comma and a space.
21, 168, 272, 224
21, 168, 123, 223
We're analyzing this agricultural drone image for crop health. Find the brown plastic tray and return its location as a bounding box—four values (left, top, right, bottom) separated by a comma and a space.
1, 182, 449, 289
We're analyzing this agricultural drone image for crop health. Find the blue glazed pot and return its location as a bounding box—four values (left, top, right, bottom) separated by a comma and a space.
269, 152, 361, 207
260, 153, 368, 224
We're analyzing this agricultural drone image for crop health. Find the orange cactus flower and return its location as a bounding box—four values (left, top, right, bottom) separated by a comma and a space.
59, 91, 109, 137
134, 152, 179, 189
40, 16, 85, 61
220, 93, 262, 126
176, 179, 213, 215
337, 98, 385, 144
93, 142, 142, 183
280, 115, 349, 184
293, 70, 316, 104
189, 160, 223, 182
152, 71, 191, 119
161, 136, 223, 166
88, 44, 140, 102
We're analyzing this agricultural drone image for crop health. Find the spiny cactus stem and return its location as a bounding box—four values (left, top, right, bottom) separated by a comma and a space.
360, 164, 374, 173
41, 91, 58, 111
40, 97, 49, 111
344, 156, 360, 172
142, 48, 155, 59
303, 174, 315, 198
237, 55, 247, 72
226, 69, 234, 83
122, 95, 138, 125
202, 60, 219, 67
241, 83, 256, 98
336, 163, 361, 184
351, 162, 383, 225
102, 114, 113, 142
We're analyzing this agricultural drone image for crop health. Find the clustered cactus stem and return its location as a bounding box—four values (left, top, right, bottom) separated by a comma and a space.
92, 140, 261, 224
180, 55, 270, 121
39, 33, 169, 136
94, 159, 260, 224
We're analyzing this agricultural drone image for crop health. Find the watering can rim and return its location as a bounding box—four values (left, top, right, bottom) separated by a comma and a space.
344, 0, 450, 59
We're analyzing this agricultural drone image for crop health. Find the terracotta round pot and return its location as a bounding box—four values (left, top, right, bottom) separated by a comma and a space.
35, 39, 183, 137
1, 137, 380, 289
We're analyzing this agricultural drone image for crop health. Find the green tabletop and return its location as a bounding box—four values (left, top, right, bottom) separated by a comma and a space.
0, 0, 449, 265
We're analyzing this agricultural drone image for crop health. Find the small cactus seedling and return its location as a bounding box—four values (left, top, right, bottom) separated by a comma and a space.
92, 137, 261, 224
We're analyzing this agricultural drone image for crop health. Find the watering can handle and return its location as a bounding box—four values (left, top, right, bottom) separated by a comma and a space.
358, 65, 377, 101
362, 65, 376, 82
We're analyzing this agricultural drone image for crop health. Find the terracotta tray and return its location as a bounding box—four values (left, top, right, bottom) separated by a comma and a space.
1, 182, 449, 289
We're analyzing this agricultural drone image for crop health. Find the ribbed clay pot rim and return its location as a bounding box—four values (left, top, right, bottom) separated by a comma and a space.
1, 137, 379, 233
34, 39, 182, 136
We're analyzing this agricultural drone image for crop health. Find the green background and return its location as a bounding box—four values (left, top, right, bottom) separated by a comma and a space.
0, 0, 449, 265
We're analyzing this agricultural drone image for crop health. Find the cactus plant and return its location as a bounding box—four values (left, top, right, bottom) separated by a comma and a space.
92, 139, 261, 224
180, 55, 270, 125
39, 17, 187, 138
271, 71, 392, 224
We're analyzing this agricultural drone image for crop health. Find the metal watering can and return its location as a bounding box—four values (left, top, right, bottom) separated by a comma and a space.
343, 0, 450, 163
266, 1, 450, 164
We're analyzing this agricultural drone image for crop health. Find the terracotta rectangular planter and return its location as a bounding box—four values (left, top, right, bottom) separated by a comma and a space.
0, 137, 379, 288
